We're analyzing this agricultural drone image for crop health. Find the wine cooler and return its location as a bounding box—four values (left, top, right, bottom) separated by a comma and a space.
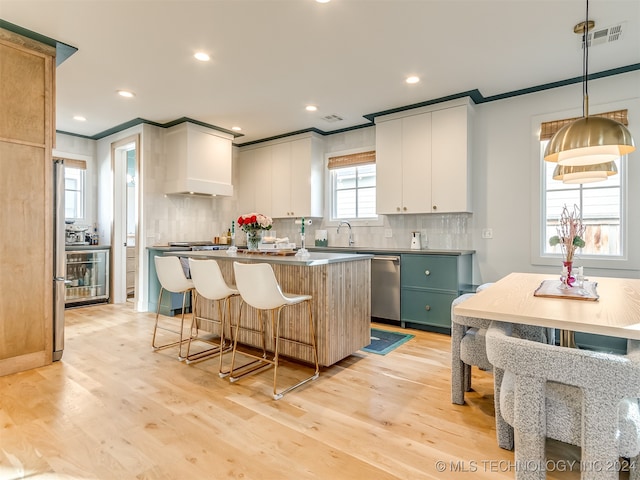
65, 248, 110, 306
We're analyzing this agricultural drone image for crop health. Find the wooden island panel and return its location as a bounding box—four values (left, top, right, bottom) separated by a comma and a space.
190, 253, 371, 367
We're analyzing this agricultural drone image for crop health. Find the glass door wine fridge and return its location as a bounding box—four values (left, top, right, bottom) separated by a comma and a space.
65, 248, 110, 306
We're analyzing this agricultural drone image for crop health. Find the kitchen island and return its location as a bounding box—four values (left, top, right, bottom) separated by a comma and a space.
163, 250, 373, 366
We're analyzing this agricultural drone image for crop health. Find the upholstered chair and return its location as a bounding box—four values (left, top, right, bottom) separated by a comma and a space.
451, 293, 492, 405
451, 285, 553, 450
486, 321, 640, 480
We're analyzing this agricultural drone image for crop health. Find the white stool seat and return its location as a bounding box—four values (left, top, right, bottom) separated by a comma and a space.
230, 261, 319, 400
152, 255, 195, 358
187, 258, 240, 369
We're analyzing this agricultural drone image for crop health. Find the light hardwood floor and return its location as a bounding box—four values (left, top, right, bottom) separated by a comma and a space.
0, 304, 610, 479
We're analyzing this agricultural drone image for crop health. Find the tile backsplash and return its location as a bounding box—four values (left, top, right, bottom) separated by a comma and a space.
271, 213, 472, 250
144, 191, 472, 251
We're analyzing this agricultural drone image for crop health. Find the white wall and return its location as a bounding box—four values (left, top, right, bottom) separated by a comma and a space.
471, 71, 640, 283
58, 69, 640, 307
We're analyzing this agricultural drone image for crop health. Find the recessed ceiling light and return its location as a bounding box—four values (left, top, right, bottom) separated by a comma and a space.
305, 105, 318, 112
232, 126, 242, 131
73, 115, 86, 122
117, 90, 135, 98
316, 0, 330, 3
194, 52, 210, 62
406, 76, 420, 84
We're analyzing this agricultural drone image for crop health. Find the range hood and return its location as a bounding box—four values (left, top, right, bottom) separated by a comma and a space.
164, 122, 234, 197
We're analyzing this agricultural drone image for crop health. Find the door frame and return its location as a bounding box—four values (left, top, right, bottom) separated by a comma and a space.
110, 134, 140, 305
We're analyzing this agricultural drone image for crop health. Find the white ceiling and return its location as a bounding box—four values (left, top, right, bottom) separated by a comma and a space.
2, 0, 639, 145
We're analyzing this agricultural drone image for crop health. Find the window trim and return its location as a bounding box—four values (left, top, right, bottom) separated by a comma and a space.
324, 146, 383, 227
530, 102, 639, 271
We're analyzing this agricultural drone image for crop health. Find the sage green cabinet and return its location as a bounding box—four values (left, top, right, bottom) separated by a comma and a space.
400, 253, 472, 332
147, 248, 192, 316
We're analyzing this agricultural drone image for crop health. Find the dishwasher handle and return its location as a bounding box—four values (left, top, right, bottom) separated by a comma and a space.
372, 255, 400, 263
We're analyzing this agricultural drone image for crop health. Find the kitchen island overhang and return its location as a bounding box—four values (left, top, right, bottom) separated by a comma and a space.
163, 250, 373, 366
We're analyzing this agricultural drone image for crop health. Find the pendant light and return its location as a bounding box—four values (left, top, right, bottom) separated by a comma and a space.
552, 161, 618, 184
544, 0, 635, 167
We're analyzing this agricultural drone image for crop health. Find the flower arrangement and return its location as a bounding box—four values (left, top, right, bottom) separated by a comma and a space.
237, 213, 273, 232
549, 204, 585, 263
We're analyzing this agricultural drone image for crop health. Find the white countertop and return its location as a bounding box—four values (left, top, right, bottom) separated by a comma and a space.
163, 249, 373, 266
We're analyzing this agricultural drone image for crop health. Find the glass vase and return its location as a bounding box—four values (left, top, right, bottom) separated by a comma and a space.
561, 260, 575, 287
246, 230, 260, 251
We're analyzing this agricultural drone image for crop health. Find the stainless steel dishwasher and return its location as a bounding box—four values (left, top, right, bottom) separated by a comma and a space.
371, 255, 401, 323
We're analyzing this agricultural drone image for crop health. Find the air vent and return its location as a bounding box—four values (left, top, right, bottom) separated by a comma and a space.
580, 22, 625, 49
321, 114, 344, 123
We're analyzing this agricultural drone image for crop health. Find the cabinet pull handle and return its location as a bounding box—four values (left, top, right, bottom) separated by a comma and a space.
424, 270, 430, 276
425, 305, 431, 311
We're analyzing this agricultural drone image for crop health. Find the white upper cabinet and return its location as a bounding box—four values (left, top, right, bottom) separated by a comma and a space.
375, 98, 473, 214
431, 104, 471, 213
236, 146, 272, 214
237, 133, 324, 218
164, 122, 234, 196
376, 112, 432, 214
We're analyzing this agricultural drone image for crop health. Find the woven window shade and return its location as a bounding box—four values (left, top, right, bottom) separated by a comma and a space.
327, 150, 375, 169
540, 109, 629, 141
55, 157, 86, 170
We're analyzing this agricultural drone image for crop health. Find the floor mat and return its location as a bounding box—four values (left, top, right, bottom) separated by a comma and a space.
361, 328, 415, 355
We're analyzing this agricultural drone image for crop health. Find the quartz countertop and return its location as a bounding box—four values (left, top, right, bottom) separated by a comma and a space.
308, 246, 475, 255
163, 249, 373, 266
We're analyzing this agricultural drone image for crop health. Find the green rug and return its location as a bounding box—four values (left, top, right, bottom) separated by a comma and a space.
361, 328, 415, 355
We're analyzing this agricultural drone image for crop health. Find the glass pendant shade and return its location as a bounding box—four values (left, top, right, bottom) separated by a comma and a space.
544, 116, 635, 165
552, 160, 618, 184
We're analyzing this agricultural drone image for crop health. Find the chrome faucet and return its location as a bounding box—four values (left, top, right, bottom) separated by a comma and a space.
337, 221, 354, 247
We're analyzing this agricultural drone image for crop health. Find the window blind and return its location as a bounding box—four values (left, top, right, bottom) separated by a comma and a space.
539, 109, 629, 141
55, 157, 87, 170
327, 150, 375, 170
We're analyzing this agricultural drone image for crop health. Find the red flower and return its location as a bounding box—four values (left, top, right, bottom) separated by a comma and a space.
250, 215, 257, 223
237, 216, 244, 225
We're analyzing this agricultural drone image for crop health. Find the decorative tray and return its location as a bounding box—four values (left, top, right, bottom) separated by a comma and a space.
258, 243, 297, 252
534, 279, 599, 301
241, 250, 296, 256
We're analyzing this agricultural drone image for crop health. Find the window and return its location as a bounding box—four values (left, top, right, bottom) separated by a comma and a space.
64, 161, 86, 220
541, 140, 622, 258
328, 150, 377, 221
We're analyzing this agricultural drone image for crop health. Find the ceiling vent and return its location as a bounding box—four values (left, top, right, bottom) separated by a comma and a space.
321, 114, 344, 123
580, 22, 625, 49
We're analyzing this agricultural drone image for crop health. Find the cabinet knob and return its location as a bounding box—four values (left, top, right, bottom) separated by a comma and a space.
424, 270, 430, 276
432, 205, 437, 211
396, 207, 401, 212
403, 206, 407, 212
425, 305, 431, 311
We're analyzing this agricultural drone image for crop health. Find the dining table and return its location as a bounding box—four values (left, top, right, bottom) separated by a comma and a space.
454, 272, 640, 343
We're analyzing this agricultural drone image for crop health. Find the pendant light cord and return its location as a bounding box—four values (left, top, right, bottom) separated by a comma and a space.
583, 0, 589, 117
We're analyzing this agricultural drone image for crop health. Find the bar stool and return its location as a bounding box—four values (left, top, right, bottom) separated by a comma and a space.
230, 261, 320, 400
187, 258, 239, 372
152, 255, 194, 358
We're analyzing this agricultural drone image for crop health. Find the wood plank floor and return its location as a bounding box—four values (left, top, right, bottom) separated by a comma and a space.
0, 303, 611, 479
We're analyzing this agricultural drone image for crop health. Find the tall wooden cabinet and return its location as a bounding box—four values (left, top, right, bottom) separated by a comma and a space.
0, 29, 56, 375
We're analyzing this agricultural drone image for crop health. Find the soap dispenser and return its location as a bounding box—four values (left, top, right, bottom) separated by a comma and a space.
410, 231, 421, 250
